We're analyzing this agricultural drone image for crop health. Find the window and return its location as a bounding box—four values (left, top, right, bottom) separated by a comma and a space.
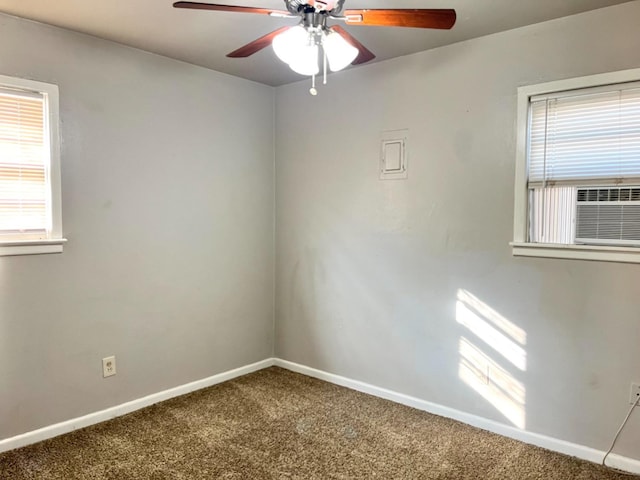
0, 74, 64, 256
512, 68, 640, 263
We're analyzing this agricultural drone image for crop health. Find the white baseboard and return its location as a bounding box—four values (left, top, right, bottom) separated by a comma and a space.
2, 356, 638, 475
0, 358, 275, 454
274, 359, 640, 475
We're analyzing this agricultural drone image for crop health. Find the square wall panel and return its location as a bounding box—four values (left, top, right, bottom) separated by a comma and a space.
380, 129, 408, 180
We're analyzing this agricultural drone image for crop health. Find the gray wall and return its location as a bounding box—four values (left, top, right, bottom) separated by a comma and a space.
275, 2, 640, 459
0, 14, 274, 439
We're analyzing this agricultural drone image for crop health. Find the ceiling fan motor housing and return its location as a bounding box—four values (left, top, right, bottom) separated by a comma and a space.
285, 0, 344, 15
303, 11, 328, 29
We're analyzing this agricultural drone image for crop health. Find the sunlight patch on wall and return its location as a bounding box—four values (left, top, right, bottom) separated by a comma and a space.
459, 337, 526, 429
457, 290, 527, 345
456, 291, 526, 371
457, 289, 527, 429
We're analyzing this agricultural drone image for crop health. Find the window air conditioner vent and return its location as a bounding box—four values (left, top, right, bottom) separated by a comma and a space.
575, 187, 640, 246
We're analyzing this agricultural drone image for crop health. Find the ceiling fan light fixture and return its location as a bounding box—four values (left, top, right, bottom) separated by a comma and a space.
272, 25, 308, 64
288, 44, 320, 76
322, 30, 358, 72
272, 26, 319, 76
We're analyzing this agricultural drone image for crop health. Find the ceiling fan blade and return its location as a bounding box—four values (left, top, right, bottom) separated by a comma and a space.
342, 9, 456, 29
331, 26, 375, 65
173, 2, 292, 17
227, 26, 292, 58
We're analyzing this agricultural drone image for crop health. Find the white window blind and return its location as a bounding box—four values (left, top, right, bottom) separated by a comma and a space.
528, 82, 640, 185
0, 88, 50, 240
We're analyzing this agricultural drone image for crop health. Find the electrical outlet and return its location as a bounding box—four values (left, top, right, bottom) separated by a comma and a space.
630, 383, 640, 405
102, 356, 116, 378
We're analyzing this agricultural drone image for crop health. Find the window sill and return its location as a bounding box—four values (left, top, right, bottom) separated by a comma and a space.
511, 242, 640, 264
0, 238, 67, 257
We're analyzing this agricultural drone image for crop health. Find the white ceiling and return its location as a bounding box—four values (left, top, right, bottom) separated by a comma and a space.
0, 0, 632, 86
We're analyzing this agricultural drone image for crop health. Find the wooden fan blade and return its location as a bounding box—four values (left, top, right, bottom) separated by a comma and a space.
173, 2, 291, 17
343, 9, 456, 29
330, 26, 375, 65
227, 26, 292, 58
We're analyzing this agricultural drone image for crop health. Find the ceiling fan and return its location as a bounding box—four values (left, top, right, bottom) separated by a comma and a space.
173, 0, 456, 94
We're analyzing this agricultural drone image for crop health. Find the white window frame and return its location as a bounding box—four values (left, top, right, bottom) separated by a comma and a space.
512, 68, 640, 264
0, 74, 66, 257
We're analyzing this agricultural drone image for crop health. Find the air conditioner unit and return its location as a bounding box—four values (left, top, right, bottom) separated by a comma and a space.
575, 186, 640, 246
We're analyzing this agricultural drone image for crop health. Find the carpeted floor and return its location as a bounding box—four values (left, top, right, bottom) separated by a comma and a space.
0, 367, 635, 479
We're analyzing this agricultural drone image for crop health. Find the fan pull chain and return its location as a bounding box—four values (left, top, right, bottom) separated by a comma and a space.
310, 74, 317, 96
323, 49, 327, 85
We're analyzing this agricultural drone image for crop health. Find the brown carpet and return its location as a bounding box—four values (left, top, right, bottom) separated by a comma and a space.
0, 367, 635, 479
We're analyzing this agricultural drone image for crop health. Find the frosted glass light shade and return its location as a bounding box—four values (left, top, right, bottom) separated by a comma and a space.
288, 44, 319, 76
323, 31, 358, 72
272, 26, 308, 65
273, 26, 319, 76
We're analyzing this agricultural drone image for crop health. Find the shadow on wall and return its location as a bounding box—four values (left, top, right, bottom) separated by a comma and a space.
456, 289, 527, 429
